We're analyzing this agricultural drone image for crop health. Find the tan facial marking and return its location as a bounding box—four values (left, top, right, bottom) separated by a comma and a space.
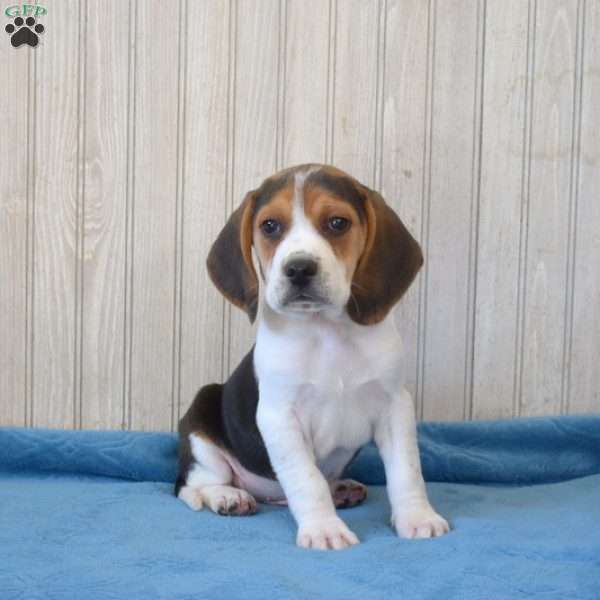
253, 185, 295, 273
303, 187, 367, 281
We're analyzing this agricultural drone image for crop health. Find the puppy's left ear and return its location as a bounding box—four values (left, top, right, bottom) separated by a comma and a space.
207, 192, 259, 323
348, 188, 423, 325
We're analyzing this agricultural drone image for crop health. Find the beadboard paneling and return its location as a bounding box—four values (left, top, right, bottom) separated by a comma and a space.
31, 0, 80, 427
129, 0, 180, 431
0, 13, 29, 426
472, 0, 529, 419
421, 0, 481, 421
520, 0, 578, 416
0, 0, 598, 431
80, 0, 129, 429
570, 0, 600, 414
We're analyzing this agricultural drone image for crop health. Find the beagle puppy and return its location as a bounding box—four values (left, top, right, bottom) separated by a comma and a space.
175, 164, 449, 550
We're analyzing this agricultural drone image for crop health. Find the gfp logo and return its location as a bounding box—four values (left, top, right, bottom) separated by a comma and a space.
4, 4, 46, 47
5, 4, 46, 17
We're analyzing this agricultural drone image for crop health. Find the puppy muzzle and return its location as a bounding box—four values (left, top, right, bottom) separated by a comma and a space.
281, 255, 327, 308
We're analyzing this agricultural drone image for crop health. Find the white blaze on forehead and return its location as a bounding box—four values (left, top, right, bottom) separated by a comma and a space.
281, 167, 334, 266
292, 167, 320, 222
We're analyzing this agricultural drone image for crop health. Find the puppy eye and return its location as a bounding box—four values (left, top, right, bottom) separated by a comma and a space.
327, 216, 350, 234
260, 219, 282, 237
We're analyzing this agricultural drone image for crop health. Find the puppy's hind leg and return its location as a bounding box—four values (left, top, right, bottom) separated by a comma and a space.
176, 383, 257, 516
330, 479, 368, 509
179, 435, 257, 516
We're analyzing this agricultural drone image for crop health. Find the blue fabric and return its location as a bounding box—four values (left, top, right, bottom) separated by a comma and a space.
1, 416, 599, 599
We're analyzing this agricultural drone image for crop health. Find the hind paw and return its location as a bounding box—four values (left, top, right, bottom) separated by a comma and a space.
331, 479, 367, 508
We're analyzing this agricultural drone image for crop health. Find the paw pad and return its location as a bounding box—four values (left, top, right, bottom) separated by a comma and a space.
332, 479, 367, 509
5, 16, 45, 48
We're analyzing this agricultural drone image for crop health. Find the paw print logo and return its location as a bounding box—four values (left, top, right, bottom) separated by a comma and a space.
5, 16, 45, 48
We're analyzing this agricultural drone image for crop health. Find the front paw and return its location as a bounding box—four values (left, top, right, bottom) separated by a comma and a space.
297, 516, 359, 551
393, 504, 450, 539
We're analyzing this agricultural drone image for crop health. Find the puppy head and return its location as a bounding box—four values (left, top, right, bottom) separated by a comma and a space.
207, 165, 423, 325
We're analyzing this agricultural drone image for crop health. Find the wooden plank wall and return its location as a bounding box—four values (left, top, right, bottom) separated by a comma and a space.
0, 0, 598, 431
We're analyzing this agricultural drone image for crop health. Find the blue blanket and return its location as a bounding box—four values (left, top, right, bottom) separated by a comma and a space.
1, 417, 599, 599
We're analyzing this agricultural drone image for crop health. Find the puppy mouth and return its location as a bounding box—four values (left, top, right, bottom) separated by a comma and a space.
282, 289, 327, 310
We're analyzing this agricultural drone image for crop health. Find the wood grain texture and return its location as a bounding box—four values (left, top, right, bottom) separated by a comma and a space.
519, 0, 577, 416
178, 0, 230, 421
472, 0, 529, 419
227, 0, 280, 375
1, 0, 599, 430
0, 17, 29, 426
569, 0, 600, 414
31, 1, 80, 427
331, 0, 380, 185
129, 0, 180, 431
283, 0, 330, 165
380, 0, 429, 408
421, 0, 480, 421
80, 0, 129, 429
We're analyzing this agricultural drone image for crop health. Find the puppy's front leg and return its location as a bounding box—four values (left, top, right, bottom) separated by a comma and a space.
374, 386, 450, 539
257, 382, 359, 551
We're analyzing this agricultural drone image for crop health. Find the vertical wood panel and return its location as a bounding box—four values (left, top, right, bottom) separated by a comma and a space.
472, 0, 529, 419
178, 1, 230, 419
123, 0, 136, 431
422, 0, 480, 421
0, 15, 29, 426
380, 0, 429, 407
283, 0, 330, 164
569, 0, 600, 414
227, 0, 280, 374
130, 0, 180, 431
331, 0, 379, 185
31, 0, 80, 427
170, 0, 188, 431
80, 0, 129, 429
520, 0, 578, 416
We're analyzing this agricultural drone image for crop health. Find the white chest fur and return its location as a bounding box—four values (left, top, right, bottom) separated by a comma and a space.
254, 307, 406, 470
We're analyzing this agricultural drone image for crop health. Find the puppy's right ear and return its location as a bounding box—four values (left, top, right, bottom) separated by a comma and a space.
207, 192, 258, 323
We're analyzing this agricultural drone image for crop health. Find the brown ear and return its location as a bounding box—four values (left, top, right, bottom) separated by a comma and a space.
207, 192, 258, 323
348, 188, 423, 325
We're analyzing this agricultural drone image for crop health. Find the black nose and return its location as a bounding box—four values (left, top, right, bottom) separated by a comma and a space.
284, 257, 318, 287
